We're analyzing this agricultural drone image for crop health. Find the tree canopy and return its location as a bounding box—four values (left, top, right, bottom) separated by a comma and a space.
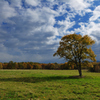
53, 33, 96, 77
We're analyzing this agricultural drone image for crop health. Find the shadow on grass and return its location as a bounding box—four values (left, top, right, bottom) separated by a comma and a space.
0, 75, 90, 83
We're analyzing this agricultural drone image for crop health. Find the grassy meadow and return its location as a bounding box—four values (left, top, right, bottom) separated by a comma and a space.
0, 70, 100, 100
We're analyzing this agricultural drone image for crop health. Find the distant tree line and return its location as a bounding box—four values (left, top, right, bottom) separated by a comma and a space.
0, 61, 100, 72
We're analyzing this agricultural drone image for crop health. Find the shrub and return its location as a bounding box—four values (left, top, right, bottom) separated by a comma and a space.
3, 63, 8, 69
94, 64, 100, 72
88, 63, 100, 72
18, 63, 25, 69
27, 63, 33, 69
45, 63, 56, 69
60, 63, 69, 70
33, 64, 42, 69
87, 63, 94, 72
7, 61, 16, 69
41, 64, 47, 69
0, 63, 3, 69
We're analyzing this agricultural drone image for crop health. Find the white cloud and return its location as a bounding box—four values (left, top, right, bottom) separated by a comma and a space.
89, 5, 100, 21
55, 0, 93, 16
25, 0, 40, 6
69, 0, 93, 15
74, 21, 100, 44
0, 0, 16, 22
8, 0, 22, 8
58, 18, 75, 35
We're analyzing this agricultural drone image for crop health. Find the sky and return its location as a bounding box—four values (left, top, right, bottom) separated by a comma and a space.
0, 0, 100, 63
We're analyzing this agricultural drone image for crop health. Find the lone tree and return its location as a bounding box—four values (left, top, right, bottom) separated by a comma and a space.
53, 33, 96, 77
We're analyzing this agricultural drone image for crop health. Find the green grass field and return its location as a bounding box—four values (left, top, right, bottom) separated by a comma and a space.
0, 70, 100, 100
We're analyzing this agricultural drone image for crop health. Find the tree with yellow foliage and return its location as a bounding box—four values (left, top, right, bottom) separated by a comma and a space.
53, 33, 96, 77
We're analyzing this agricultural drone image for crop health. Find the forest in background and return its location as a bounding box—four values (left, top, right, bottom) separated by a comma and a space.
0, 61, 100, 72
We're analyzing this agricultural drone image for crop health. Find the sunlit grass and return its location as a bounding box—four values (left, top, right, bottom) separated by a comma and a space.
0, 70, 100, 100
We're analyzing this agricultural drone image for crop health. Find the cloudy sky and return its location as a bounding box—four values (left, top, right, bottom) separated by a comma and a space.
0, 0, 100, 63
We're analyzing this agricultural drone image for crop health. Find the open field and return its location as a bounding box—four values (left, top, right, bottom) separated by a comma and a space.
0, 70, 100, 100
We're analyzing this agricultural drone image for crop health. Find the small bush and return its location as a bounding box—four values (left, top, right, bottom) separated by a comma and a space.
33, 64, 42, 69
94, 64, 100, 72
27, 63, 33, 69
88, 63, 100, 72
0, 63, 3, 69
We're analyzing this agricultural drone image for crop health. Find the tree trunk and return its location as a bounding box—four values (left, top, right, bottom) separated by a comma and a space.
75, 60, 82, 77
78, 66, 82, 77
78, 60, 82, 77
